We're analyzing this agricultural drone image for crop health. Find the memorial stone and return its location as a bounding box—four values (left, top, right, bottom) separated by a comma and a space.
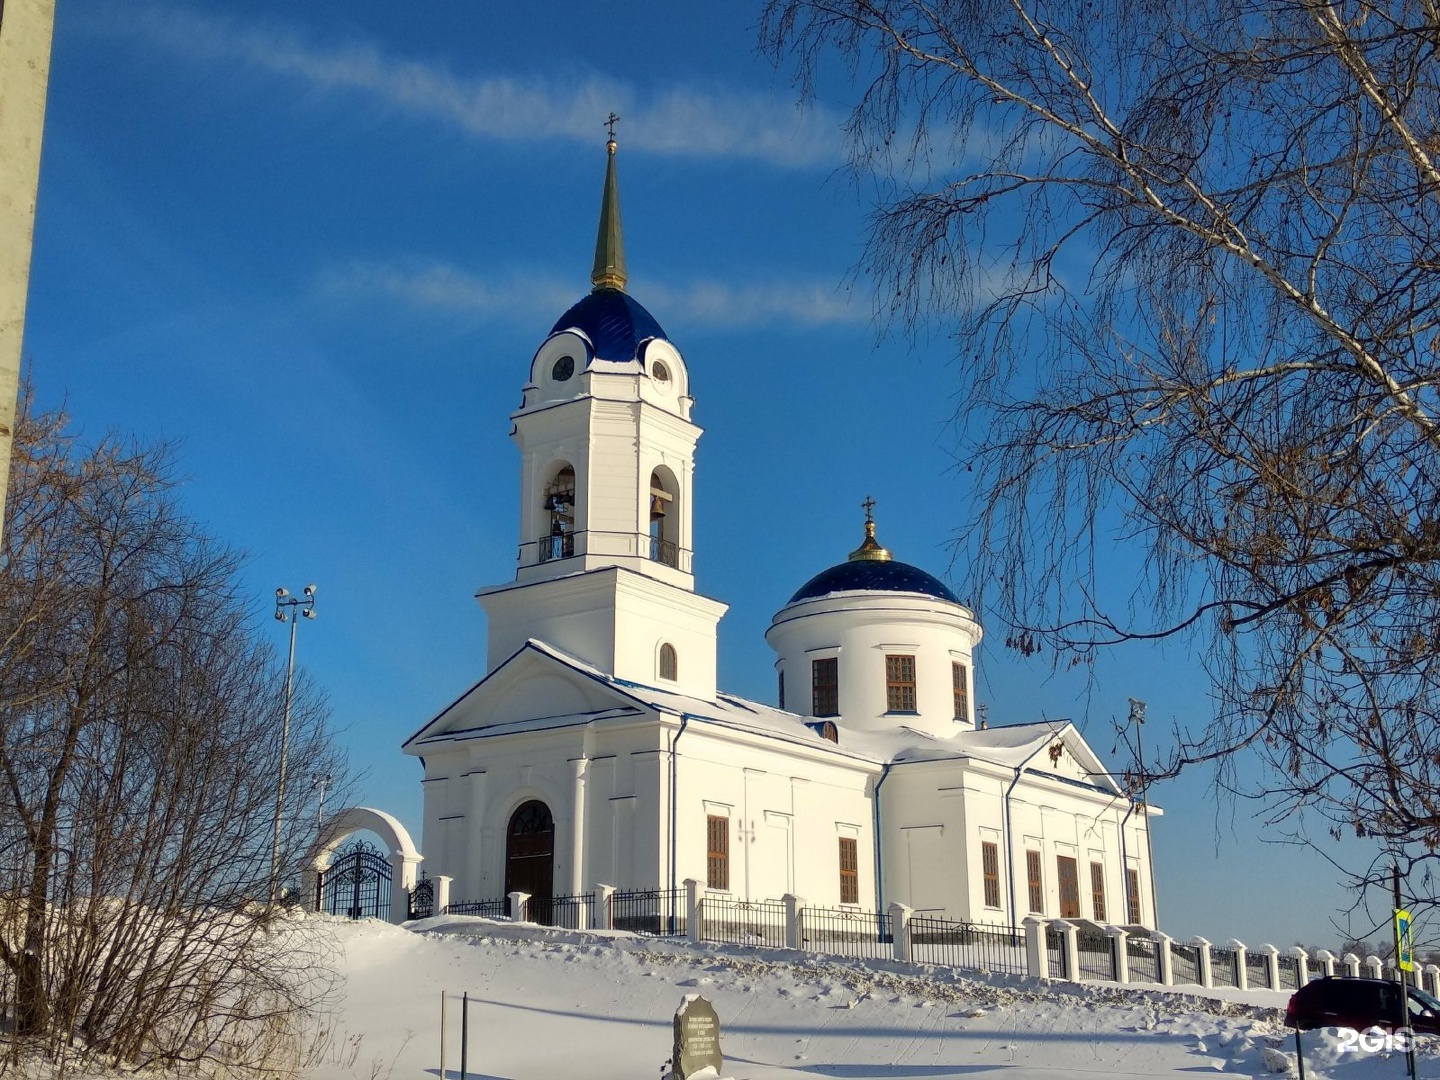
672, 994, 722, 1079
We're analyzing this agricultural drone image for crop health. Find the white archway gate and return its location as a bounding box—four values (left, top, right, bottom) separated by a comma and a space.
303, 806, 423, 925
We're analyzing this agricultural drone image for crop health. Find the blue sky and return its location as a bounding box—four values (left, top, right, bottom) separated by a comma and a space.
23, 0, 1390, 950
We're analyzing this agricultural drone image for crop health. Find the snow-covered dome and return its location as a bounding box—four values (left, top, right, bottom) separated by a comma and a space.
789, 557, 959, 605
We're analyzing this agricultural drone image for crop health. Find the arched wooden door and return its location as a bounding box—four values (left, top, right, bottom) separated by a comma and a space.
504, 800, 555, 923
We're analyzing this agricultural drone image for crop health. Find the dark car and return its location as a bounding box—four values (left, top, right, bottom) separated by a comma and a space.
1286, 976, 1440, 1034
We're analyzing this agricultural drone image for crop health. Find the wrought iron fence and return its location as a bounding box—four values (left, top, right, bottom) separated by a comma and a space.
1127, 936, 1160, 983
443, 897, 509, 919
908, 917, 1027, 976
801, 906, 892, 960
1210, 947, 1240, 988
407, 877, 435, 920
1046, 926, 1067, 979
1076, 929, 1116, 980
1170, 942, 1201, 985
1245, 951, 1272, 989
699, 896, 786, 949
609, 887, 687, 937
529, 892, 593, 929
1278, 953, 1301, 990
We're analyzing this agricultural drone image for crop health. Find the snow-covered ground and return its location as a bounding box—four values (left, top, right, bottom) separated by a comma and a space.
308, 915, 1437, 1079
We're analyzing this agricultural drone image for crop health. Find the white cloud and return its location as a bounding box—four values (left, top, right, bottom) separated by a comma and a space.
315, 260, 868, 330
108, 7, 842, 169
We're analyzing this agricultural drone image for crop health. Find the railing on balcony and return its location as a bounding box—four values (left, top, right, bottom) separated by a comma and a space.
649, 535, 678, 567
537, 531, 575, 563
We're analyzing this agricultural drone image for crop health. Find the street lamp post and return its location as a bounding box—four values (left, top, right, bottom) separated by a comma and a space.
1128, 696, 1160, 927
271, 584, 316, 902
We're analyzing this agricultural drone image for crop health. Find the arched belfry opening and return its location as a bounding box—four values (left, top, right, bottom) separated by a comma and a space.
542, 465, 576, 562
504, 799, 555, 919
649, 467, 678, 567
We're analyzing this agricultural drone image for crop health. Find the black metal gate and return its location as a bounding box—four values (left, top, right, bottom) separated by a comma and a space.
319, 838, 391, 920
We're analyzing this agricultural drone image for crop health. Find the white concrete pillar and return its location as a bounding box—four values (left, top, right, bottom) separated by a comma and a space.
435, 875, 452, 915
1154, 932, 1174, 986
1342, 952, 1361, 977
508, 890, 530, 923
888, 902, 913, 963
1315, 949, 1336, 978
1425, 964, 1440, 996
594, 883, 615, 930
1023, 917, 1047, 980
1259, 944, 1280, 990
1108, 926, 1130, 983
1289, 946, 1309, 986
390, 853, 421, 925
1191, 937, 1214, 989
685, 878, 701, 943
1228, 941, 1250, 991
783, 894, 804, 950
1055, 920, 1080, 982
1365, 955, 1384, 979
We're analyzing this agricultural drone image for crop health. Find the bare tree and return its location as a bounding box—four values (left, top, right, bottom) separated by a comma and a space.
0, 396, 346, 1075
763, 0, 1440, 902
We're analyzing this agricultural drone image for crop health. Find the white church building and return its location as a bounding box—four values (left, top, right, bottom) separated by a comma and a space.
402, 134, 1160, 932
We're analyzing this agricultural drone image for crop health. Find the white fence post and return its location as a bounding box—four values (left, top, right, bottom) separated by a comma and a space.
434, 875, 452, 915
1229, 941, 1249, 991
1365, 955, 1384, 979
1024, 917, 1047, 980
1289, 946, 1309, 986
888, 902, 913, 963
1426, 964, 1440, 996
1154, 932, 1174, 986
1260, 944, 1280, 990
508, 890, 530, 923
783, 894, 804, 950
1055, 920, 1079, 981
1342, 952, 1361, 977
1315, 949, 1336, 977
1108, 926, 1130, 984
1191, 937, 1214, 989
684, 878, 701, 944
593, 883, 615, 930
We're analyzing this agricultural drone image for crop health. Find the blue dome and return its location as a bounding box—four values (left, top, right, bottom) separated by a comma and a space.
788, 559, 960, 605
551, 288, 668, 363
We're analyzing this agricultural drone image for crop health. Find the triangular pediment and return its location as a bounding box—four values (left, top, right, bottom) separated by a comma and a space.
1025, 723, 1127, 797
402, 641, 646, 750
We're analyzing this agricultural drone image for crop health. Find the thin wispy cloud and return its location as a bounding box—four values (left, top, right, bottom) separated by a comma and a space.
316, 260, 867, 330
105, 6, 842, 170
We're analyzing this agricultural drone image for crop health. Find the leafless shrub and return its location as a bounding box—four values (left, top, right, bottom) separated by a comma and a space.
0, 395, 347, 1075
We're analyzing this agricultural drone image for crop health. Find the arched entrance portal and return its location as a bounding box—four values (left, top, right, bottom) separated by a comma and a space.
505, 800, 555, 922
303, 806, 423, 925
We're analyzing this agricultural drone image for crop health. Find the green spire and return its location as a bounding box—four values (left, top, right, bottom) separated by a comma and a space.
591, 118, 627, 292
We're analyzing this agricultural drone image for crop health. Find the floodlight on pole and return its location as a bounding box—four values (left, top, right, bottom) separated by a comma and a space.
271, 583, 317, 902
1128, 696, 1160, 928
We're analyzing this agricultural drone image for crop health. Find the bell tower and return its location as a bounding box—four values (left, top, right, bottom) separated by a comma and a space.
477, 126, 727, 699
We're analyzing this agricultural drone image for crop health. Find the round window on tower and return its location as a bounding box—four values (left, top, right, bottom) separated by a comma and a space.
652, 360, 670, 384
552, 355, 575, 382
